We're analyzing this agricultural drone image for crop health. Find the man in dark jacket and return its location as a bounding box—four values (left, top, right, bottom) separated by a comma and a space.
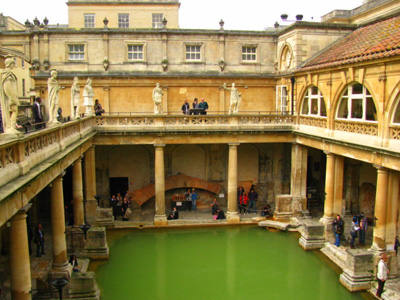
34, 224, 45, 257
332, 215, 344, 247
248, 188, 258, 214
32, 97, 44, 129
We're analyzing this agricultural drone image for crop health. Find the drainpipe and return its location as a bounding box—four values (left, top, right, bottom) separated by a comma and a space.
290, 77, 296, 115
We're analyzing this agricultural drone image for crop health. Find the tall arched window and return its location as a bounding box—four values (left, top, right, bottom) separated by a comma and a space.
337, 84, 377, 121
301, 86, 327, 117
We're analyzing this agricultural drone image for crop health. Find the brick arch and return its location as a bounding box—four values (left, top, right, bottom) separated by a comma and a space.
130, 174, 223, 205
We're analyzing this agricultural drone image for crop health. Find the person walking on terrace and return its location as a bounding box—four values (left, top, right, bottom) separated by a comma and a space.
34, 224, 45, 257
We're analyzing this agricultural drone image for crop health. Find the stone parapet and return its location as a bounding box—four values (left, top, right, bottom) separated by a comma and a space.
274, 195, 307, 221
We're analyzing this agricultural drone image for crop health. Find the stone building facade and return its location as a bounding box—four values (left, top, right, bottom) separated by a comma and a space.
1, 0, 400, 298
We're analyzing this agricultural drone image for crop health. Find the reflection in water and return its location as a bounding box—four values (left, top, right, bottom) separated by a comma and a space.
92, 227, 373, 300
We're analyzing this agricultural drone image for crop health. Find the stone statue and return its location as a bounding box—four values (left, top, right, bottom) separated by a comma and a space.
152, 83, 163, 114
0, 56, 21, 134
223, 83, 241, 115
48, 69, 61, 124
71, 76, 80, 119
83, 77, 94, 116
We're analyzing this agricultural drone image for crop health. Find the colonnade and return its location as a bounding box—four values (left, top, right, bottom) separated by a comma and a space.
7, 146, 97, 300
318, 151, 399, 252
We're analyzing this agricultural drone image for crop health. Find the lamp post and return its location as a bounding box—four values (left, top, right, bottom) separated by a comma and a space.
79, 197, 91, 239
94, 195, 102, 207
52, 278, 69, 300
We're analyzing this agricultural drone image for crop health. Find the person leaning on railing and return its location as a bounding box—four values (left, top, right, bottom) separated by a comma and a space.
94, 99, 105, 116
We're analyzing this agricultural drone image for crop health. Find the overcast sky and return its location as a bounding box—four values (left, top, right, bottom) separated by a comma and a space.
2, 0, 363, 30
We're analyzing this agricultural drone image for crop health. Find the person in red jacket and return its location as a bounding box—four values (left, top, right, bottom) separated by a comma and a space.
239, 192, 248, 214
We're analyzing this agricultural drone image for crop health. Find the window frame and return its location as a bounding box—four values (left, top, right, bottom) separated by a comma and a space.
66, 43, 87, 62
183, 43, 203, 63
125, 42, 147, 62
336, 84, 377, 122
152, 13, 163, 28
241, 45, 258, 63
84, 13, 95, 28
118, 13, 129, 28
276, 85, 288, 114
300, 86, 327, 118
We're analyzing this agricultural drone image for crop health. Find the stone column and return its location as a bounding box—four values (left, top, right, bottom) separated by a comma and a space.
50, 174, 69, 272
290, 143, 307, 197
386, 171, 400, 250
9, 210, 31, 300
321, 152, 335, 221
371, 166, 389, 251
154, 144, 167, 225
333, 156, 344, 216
227, 143, 240, 223
73, 157, 85, 226
84, 146, 98, 224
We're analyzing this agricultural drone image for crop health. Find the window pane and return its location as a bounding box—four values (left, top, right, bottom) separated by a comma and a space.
301, 100, 309, 115
351, 98, 363, 119
365, 98, 376, 121
311, 99, 318, 114
337, 97, 348, 118
320, 98, 327, 117
394, 101, 400, 123
352, 84, 363, 94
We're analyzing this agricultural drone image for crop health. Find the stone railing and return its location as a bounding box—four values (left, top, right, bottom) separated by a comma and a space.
299, 116, 328, 128
0, 117, 95, 189
390, 126, 400, 140
334, 120, 378, 136
94, 114, 295, 130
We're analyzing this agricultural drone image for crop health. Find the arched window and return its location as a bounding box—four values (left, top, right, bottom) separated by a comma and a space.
336, 84, 377, 121
301, 86, 327, 117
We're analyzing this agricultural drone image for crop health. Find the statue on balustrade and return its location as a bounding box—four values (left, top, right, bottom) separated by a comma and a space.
223, 83, 241, 114
83, 77, 95, 116
0, 55, 21, 134
152, 83, 163, 114
48, 69, 61, 124
71, 76, 80, 119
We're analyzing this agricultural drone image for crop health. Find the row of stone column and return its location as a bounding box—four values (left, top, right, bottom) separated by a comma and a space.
8, 147, 96, 300
153, 143, 241, 225
320, 151, 399, 252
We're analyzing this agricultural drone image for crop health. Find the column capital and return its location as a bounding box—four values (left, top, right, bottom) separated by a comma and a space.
374, 164, 387, 172
228, 143, 240, 148
154, 143, 165, 148
324, 151, 335, 157
73, 155, 84, 165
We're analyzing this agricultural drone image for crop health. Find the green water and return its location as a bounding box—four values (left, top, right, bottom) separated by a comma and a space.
92, 226, 372, 300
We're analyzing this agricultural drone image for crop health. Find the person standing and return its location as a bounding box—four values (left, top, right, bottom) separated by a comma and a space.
332, 214, 344, 247
359, 214, 368, 246
239, 193, 248, 215
191, 188, 198, 211
248, 188, 258, 214
376, 254, 389, 298
185, 188, 192, 211
349, 217, 360, 249
34, 224, 45, 257
110, 195, 118, 220
192, 98, 199, 115
32, 97, 44, 129
198, 98, 209, 115
182, 99, 190, 115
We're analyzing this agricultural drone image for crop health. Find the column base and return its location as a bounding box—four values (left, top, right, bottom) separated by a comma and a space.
226, 212, 240, 223
51, 261, 70, 273
154, 214, 168, 226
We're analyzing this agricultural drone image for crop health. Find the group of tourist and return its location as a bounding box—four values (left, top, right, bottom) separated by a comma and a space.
210, 197, 226, 220
237, 186, 260, 215
332, 214, 368, 249
184, 188, 198, 211
110, 193, 132, 221
181, 98, 209, 115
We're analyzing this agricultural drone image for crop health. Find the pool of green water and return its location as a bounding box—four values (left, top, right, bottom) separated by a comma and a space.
90, 226, 373, 300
